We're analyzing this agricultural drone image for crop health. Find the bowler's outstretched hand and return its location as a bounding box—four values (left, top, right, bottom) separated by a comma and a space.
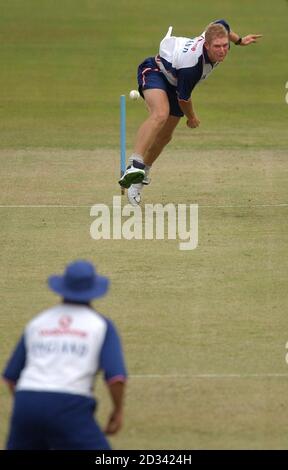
241, 34, 263, 45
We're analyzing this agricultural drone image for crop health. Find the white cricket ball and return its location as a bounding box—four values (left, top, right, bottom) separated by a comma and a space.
129, 89, 140, 100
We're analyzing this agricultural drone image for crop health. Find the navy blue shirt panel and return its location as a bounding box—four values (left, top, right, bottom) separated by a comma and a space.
176, 58, 203, 101
159, 57, 177, 80
3, 335, 26, 382
99, 319, 127, 381
214, 19, 231, 33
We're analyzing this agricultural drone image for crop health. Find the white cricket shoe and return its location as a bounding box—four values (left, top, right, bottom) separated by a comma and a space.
127, 183, 143, 206
119, 160, 145, 189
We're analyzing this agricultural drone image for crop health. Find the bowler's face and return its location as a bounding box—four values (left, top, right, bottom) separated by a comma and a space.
205, 37, 229, 63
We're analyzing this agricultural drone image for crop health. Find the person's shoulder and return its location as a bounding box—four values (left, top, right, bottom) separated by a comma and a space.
26, 305, 60, 328
93, 312, 121, 337
92, 310, 115, 328
177, 35, 204, 70
182, 34, 204, 55
74, 308, 113, 336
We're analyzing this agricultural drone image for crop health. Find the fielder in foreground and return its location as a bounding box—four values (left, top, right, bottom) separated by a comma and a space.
118, 19, 262, 205
2, 260, 127, 450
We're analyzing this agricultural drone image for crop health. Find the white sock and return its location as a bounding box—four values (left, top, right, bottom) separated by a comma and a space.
128, 154, 144, 166
144, 164, 151, 178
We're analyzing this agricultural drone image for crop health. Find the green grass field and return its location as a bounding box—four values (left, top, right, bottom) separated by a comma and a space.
1, 0, 288, 450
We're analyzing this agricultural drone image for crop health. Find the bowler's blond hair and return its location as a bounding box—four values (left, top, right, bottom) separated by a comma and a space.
205, 23, 228, 44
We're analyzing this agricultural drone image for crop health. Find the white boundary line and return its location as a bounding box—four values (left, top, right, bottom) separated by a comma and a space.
130, 373, 288, 379
201, 204, 288, 208
0, 205, 91, 208
0, 204, 288, 209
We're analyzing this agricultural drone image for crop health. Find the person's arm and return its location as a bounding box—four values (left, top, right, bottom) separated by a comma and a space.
229, 30, 263, 46
2, 335, 26, 392
178, 98, 200, 128
99, 319, 128, 435
2, 378, 16, 395
176, 62, 202, 128
105, 380, 126, 434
